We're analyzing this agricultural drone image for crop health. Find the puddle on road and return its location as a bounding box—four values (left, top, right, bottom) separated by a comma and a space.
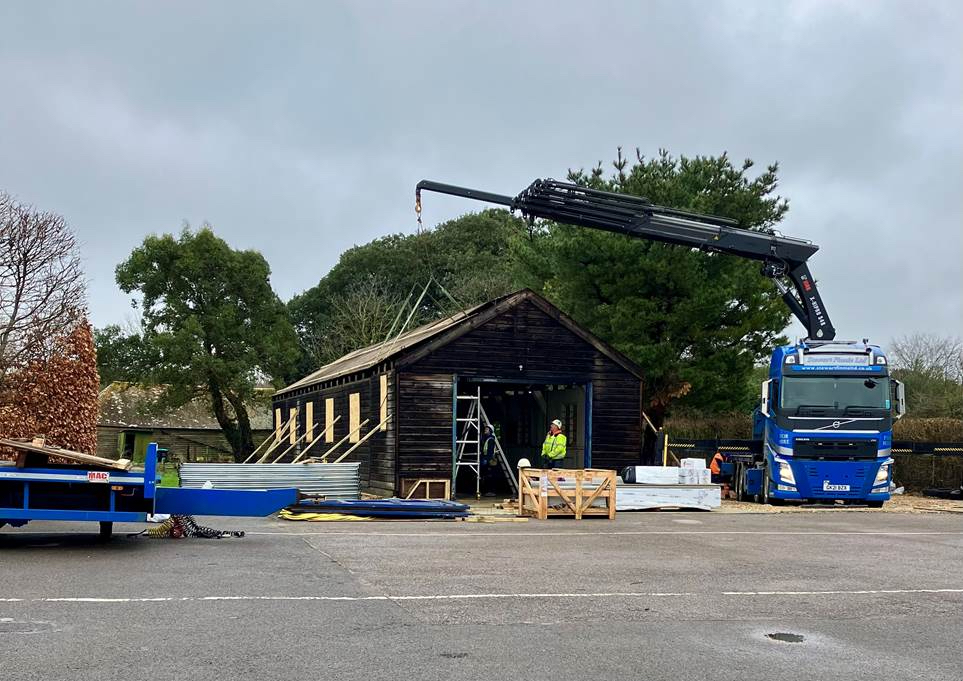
766, 632, 805, 644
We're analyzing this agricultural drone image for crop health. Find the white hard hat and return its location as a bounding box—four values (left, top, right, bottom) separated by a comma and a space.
517, 457, 532, 468
551, 419, 563, 428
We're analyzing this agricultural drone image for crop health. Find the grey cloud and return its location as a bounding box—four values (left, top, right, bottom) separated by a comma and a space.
0, 0, 959, 346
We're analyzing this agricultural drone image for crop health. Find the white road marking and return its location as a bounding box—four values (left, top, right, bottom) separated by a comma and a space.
249, 530, 963, 538
722, 589, 963, 596
0, 588, 960, 604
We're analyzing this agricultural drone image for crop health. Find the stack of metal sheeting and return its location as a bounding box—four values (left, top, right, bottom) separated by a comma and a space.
179, 463, 360, 499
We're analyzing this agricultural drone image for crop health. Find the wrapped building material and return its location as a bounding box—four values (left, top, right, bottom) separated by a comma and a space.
679, 468, 712, 485
617, 483, 721, 511
622, 466, 681, 485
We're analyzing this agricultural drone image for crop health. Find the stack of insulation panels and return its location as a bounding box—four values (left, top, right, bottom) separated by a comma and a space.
617, 461, 721, 511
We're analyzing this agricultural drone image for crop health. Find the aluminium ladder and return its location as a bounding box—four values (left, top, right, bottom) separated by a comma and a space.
455, 388, 518, 499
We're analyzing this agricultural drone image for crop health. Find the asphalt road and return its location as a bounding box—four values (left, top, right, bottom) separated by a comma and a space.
1, 511, 961, 681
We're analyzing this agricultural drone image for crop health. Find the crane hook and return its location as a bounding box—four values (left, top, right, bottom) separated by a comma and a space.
415, 189, 423, 232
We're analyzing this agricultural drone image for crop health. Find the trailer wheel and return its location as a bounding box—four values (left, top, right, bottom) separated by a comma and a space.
98, 521, 113, 542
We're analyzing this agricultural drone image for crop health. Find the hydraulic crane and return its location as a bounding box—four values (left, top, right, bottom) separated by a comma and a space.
416, 178, 835, 340
416, 177, 904, 505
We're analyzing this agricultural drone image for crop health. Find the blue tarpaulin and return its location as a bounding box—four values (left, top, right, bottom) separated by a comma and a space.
290, 498, 470, 519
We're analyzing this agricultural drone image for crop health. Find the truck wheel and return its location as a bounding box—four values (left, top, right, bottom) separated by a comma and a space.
737, 474, 751, 502
867, 500, 884, 509
733, 465, 747, 501
98, 521, 113, 542
761, 471, 770, 505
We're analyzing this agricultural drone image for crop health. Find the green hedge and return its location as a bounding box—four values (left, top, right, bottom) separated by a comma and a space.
664, 414, 962, 442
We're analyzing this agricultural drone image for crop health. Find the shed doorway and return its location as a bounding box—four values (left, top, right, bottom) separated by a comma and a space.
453, 379, 588, 497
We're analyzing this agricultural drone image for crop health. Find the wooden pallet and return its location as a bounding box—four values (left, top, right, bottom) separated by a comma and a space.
402, 478, 451, 500
517, 468, 616, 520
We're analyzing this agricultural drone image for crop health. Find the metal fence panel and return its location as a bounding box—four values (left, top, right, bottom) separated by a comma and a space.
179, 463, 360, 499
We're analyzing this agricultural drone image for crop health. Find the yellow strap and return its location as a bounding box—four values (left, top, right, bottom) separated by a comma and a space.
278, 510, 373, 522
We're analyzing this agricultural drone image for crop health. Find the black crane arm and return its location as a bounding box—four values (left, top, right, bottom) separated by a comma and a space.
416, 178, 836, 340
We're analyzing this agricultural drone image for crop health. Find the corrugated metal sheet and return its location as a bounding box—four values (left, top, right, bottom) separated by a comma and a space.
179, 463, 360, 499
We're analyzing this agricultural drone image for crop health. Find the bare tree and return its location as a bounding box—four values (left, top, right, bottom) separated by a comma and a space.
305, 275, 410, 366
890, 334, 963, 383
0, 192, 85, 377
889, 334, 963, 418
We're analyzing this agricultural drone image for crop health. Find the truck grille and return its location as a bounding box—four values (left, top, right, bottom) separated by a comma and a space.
793, 439, 878, 460
803, 462, 869, 498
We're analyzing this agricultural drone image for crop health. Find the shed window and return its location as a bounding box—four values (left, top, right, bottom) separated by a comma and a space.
289, 407, 298, 445
379, 374, 388, 431
349, 392, 361, 443
325, 398, 335, 443
305, 401, 314, 442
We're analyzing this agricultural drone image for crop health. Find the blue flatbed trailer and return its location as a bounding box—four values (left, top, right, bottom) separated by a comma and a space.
0, 443, 297, 538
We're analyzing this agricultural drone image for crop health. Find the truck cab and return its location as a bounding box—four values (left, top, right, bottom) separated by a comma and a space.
756, 340, 906, 504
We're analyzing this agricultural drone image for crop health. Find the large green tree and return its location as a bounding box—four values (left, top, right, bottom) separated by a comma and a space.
514, 149, 792, 423
289, 209, 522, 372
93, 324, 152, 387
116, 226, 299, 461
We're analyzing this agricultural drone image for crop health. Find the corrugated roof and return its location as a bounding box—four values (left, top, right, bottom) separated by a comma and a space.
277, 297, 494, 394
276, 289, 642, 395
98, 382, 273, 430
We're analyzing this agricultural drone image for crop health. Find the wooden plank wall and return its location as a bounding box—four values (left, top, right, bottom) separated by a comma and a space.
396, 373, 454, 480
399, 299, 642, 478
369, 372, 396, 494
273, 371, 395, 495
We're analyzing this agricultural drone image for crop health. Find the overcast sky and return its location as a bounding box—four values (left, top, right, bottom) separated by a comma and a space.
1, 1, 959, 346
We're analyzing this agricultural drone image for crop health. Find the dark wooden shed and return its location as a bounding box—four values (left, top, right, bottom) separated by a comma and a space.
273, 289, 642, 496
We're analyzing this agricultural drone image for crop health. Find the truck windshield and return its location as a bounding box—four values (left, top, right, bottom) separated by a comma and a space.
780, 376, 890, 413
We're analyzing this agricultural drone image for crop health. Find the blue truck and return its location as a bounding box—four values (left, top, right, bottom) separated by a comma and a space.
736, 339, 906, 505
414, 177, 905, 505
0, 442, 296, 538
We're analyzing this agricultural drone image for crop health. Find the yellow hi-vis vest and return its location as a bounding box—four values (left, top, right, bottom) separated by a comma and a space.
541, 433, 567, 461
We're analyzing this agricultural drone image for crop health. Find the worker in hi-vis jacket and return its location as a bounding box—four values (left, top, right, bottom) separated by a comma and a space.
541, 419, 567, 469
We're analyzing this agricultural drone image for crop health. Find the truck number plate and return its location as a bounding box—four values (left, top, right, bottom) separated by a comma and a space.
87, 471, 109, 483
823, 482, 850, 492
